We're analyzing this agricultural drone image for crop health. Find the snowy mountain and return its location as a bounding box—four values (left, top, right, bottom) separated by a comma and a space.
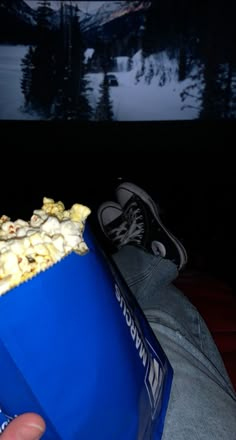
0, 0, 36, 42
0, 0, 36, 26
0, 0, 150, 42
80, 1, 151, 32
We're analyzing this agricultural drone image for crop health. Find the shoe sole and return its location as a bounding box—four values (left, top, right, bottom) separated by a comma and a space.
116, 182, 188, 270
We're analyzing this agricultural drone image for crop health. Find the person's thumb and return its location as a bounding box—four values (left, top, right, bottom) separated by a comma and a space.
1, 413, 46, 440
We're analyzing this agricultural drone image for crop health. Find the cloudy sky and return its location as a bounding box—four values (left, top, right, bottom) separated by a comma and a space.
25, 1, 105, 12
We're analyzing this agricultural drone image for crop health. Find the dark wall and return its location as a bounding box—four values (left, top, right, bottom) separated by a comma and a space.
1, 120, 235, 290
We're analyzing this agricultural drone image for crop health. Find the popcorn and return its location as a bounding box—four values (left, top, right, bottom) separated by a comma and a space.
0, 198, 91, 296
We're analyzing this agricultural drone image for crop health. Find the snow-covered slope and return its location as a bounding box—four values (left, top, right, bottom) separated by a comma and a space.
86, 50, 201, 121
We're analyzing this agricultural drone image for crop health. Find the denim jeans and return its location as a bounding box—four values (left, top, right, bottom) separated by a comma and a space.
113, 245, 236, 439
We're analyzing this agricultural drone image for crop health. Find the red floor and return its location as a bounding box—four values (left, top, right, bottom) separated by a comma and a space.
175, 271, 236, 390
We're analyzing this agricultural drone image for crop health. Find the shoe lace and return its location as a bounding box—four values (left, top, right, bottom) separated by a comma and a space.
109, 219, 128, 246
119, 202, 144, 246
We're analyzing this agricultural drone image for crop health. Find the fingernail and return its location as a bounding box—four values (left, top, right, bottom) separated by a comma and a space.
18, 422, 45, 440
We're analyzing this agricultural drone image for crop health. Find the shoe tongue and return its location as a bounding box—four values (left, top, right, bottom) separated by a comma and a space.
106, 213, 125, 232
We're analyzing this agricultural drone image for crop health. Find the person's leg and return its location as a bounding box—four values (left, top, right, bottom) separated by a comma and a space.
112, 244, 233, 387
113, 245, 205, 344
97, 182, 234, 391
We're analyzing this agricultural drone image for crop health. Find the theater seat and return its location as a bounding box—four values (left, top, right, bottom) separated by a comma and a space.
175, 272, 236, 390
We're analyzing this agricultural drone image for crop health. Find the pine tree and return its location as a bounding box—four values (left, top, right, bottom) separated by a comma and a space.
70, 1, 92, 120
95, 73, 113, 121
225, 64, 236, 118
53, 0, 92, 120
127, 55, 133, 72
178, 45, 188, 82
145, 61, 154, 84
37, 1, 53, 33
199, 61, 236, 120
59, 1, 64, 32
29, 0, 56, 117
135, 53, 145, 84
21, 47, 35, 106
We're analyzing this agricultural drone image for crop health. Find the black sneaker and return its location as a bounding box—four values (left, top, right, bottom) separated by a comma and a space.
97, 201, 129, 249
115, 182, 188, 270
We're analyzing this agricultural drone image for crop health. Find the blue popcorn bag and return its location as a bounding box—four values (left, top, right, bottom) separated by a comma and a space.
0, 227, 173, 439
